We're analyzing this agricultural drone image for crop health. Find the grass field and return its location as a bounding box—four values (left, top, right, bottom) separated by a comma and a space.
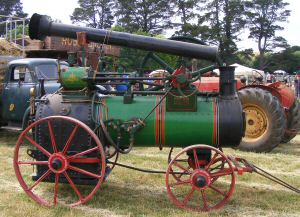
0, 130, 299, 217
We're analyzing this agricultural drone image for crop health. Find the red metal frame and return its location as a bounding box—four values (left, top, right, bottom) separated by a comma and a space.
239, 82, 295, 109
194, 78, 295, 110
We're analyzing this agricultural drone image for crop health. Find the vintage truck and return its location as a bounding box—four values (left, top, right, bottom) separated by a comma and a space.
0, 58, 68, 130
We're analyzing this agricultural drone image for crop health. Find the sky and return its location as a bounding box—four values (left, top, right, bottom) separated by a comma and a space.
21, 0, 300, 52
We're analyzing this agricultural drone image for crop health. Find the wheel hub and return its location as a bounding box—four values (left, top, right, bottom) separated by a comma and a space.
244, 105, 268, 139
48, 153, 69, 173
191, 169, 211, 190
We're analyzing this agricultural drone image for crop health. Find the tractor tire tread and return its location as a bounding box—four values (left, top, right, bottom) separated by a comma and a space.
238, 87, 286, 152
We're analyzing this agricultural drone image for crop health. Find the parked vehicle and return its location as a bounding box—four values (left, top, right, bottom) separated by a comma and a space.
0, 58, 68, 130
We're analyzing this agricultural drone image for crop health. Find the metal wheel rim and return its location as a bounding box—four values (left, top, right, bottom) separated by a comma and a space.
14, 116, 106, 207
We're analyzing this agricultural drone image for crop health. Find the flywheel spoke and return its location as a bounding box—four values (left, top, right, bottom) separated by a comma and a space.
63, 172, 83, 201
53, 173, 59, 205
67, 147, 99, 159
201, 190, 208, 211
28, 169, 51, 191
193, 149, 200, 169
62, 125, 79, 154
48, 120, 58, 153
209, 184, 226, 197
18, 161, 48, 165
182, 187, 195, 206
210, 168, 233, 178
24, 135, 51, 157
68, 165, 101, 179
173, 161, 191, 174
205, 152, 219, 170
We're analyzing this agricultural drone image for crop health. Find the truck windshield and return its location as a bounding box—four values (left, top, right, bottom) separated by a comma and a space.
35, 64, 69, 80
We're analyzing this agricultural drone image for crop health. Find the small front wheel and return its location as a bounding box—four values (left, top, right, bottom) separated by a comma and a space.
166, 145, 235, 211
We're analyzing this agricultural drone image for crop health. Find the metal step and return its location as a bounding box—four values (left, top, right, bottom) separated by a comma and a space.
0, 126, 22, 131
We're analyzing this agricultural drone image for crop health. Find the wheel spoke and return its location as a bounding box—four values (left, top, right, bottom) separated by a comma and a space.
182, 187, 195, 206
53, 173, 59, 205
24, 135, 51, 157
201, 190, 209, 211
173, 165, 190, 179
169, 179, 190, 187
209, 184, 226, 197
63, 172, 83, 201
69, 165, 101, 179
210, 162, 224, 171
193, 149, 200, 169
62, 125, 79, 154
173, 161, 191, 174
18, 161, 48, 165
68, 157, 100, 164
48, 120, 58, 153
205, 152, 219, 170
67, 147, 99, 159
28, 169, 51, 191
210, 168, 233, 178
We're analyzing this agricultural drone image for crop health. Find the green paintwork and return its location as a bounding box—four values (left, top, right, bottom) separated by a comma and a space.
99, 95, 215, 148
61, 67, 88, 90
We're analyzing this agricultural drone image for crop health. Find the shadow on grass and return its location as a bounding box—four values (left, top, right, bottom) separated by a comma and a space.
52, 176, 300, 217
0, 130, 20, 146
272, 135, 300, 156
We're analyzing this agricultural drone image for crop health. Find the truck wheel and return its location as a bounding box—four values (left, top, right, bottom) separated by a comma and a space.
238, 88, 286, 152
282, 99, 300, 143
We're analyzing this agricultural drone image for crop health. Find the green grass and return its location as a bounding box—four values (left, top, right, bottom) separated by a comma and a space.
0, 130, 299, 217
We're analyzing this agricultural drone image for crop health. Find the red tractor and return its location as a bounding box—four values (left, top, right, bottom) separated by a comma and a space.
194, 76, 300, 152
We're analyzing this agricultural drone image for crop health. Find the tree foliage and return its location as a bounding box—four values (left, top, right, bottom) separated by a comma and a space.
264, 46, 300, 73
197, 0, 245, 63
244, 0, 290, 69
171, 0, 200, 36
0, 0, 27, 35
115, 0, 172, 34
71, 0, 114, 29
0, 0, 26, 18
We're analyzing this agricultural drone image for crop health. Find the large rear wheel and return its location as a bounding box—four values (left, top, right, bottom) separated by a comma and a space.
238, 88, 286, 152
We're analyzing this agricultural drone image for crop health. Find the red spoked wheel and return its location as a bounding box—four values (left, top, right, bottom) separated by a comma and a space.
14, 116, 106, 207
166, 145, 235, 212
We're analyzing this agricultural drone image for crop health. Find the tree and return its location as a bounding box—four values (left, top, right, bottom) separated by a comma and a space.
71, 0, 114, 29
115, 0, 172, 34
244, 0, 290, 69
264, 46, 300, 74
0, 0, 26, 18
171, 0, 199, 36
0, 0, 27, 35
198, 0, 246, 63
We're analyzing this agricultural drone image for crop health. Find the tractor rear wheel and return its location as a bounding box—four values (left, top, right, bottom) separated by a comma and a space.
238, 88, 286, 152
282, 99, 300, 143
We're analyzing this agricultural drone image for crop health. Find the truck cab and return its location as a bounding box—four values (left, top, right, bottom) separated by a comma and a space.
0, 58, 68, 129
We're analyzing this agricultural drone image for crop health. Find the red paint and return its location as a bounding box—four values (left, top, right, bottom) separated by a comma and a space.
192, 77, 242, 92
14, 116, 106, 207
194, 77, 295, 109
171, 67, 190, 88
239, 82, 295, 109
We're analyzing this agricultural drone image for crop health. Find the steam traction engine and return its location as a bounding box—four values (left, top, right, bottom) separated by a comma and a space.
13, 14, 299, 212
